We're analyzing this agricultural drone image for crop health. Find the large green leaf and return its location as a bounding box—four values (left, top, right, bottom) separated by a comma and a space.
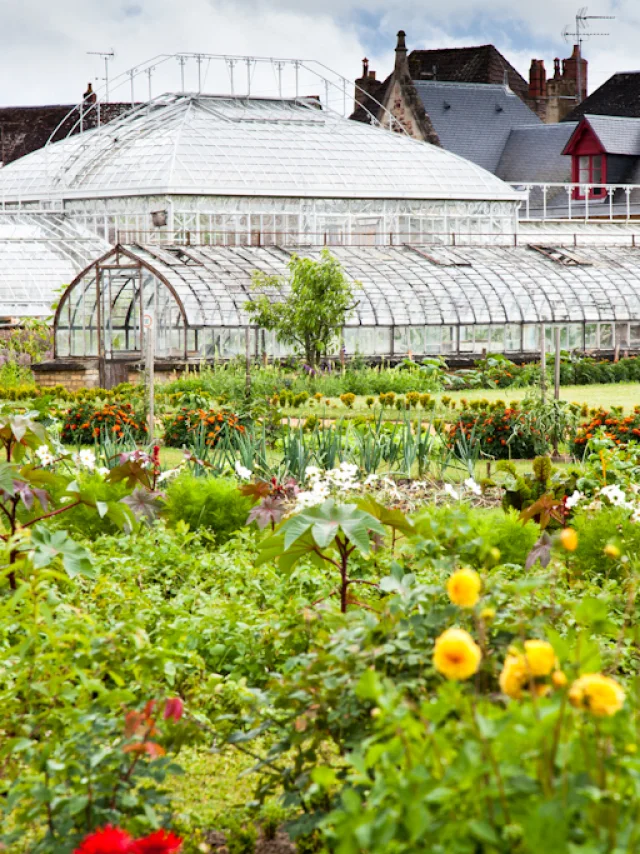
29, 525, 95, 579
280, 499, 384, 555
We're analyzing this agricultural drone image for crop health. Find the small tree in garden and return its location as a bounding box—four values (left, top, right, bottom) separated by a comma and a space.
245, 250, 359, 368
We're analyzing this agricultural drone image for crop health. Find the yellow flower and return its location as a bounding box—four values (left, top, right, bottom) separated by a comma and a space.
559, 528, 578, 552
499, 654, 527, 699
604, 544, 621, 559
480, 606, 496, 622
552, 670, 567, 688
447, 568, 482, 608
433, 627, 482, 681
568, 673, 625, 717
524, 640, 556, 677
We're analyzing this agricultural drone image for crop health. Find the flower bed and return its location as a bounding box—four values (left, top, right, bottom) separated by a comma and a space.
61, 401, 148, 444
570, 407, 640, 455
447, 407, 537, 459
163, 407, 245, 448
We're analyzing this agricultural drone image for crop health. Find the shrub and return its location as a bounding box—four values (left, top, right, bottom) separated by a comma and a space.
340, 393, 356, 409
447, 407, 536, 459
163, 408, 245, 448
164, 474, 253, 541
61, 401, 148, 444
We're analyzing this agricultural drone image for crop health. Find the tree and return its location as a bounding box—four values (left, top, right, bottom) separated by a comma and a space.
245, 250, 359, 367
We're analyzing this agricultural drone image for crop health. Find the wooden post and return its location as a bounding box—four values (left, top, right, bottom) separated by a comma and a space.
540, 322, 546, 401
143, 309, 155, 440
554, 326, 561, 400
245, 326, 251, 401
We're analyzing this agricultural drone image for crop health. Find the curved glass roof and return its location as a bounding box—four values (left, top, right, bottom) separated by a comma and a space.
59, 242, 640, 330
0, 94, 521, 204
0, 214, 109, 317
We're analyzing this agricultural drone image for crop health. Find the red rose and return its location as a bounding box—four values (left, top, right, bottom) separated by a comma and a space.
74, 826, 134, 854
163, 697, 184, 722
133, 830, 183, 853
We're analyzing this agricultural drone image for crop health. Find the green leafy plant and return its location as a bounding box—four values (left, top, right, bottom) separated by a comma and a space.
245, 251, 360, 367
256, 499, 388, 612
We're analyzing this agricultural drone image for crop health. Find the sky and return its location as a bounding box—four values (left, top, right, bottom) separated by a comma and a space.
0, 0, 637, 107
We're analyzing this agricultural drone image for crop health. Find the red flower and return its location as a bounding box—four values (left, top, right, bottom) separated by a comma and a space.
74, 826, 134, 854
163, 697, 184, 722
133, 830, 183, 853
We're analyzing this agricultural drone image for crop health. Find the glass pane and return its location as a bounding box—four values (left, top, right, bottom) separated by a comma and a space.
599, 323, 613, 349
585, 323, 598, 349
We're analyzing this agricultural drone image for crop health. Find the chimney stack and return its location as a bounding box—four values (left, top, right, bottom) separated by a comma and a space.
395, 30, 408, 76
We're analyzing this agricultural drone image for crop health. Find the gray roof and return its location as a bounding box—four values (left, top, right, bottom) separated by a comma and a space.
581, 114, 640, 156
497, 122, 577, 183
413, 80, 542, 173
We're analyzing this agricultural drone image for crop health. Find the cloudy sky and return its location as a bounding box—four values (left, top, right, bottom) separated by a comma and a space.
0, 0, 635, 107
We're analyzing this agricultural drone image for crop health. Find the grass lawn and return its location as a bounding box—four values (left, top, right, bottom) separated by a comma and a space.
279, 382, 640, 420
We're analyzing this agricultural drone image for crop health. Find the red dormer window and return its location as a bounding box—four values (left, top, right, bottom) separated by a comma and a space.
564, 118, 607, 200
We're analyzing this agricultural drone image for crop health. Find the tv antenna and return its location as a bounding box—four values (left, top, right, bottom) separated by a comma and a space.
562, 7, 614, 103
87, 50, 115, 101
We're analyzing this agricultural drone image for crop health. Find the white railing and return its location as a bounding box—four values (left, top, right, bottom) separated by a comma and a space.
511, 183, 640, 221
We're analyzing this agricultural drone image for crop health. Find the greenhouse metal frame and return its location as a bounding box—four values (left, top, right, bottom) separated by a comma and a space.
53, 242, 640, 384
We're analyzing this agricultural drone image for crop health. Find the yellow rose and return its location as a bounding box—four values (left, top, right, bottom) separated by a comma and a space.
524, 640, 556, 677
569, 673, 625, 717
499, 654, 527, 699
447, 568, 482, 609
433, 627, 482, 681
552, 670, 568, 689
559, 528, 578, 552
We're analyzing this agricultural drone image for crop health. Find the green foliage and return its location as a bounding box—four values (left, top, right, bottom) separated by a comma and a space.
226, 820, 258, 854
164, 473, 254, 541
245, 251, 359, 367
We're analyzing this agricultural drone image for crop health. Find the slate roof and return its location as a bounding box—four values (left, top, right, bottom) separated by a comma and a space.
574, 115, 640, 156
407, 45, 530, 103
497, 122, 577, 183
563, 72, 640, 121
413, 81, 541, 173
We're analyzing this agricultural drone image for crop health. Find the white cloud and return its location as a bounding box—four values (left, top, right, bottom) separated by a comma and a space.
0, 0, 634, 106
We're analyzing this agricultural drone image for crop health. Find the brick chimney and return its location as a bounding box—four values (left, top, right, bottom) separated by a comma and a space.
354, 57, 383, 115
83, 82, 97, 105
528, 59, 547, 99
562, 44, 588, 101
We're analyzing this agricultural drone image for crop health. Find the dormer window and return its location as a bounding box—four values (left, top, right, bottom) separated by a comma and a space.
574, 154, 606, 199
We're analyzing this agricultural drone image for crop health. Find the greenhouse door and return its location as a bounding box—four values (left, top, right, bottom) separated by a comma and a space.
99, 359, 130, 389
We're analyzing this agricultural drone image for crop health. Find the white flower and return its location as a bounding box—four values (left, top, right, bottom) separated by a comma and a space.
158, 465, 184, 483
234, 461, 252, 480
600, 484, 629, 507
443, 483, 460, 501
79, 449, 96, 470
35, 445, 54, 467
565, 490, 584, 509
296, 485, 329, 509
304, 465, 321, 480
97, 466, 110, 477
364, 474, 379, 486
464, 477, 482, 496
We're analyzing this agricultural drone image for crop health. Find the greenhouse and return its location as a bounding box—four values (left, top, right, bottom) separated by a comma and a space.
0, 93, 521, 248
0, 212, 108, 319
50, 241, 640, 385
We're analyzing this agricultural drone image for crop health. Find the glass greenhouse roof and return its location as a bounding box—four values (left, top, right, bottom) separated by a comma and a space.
62, 242, 640, 329
0, 94, 521, 204
0, 214, 109, 317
